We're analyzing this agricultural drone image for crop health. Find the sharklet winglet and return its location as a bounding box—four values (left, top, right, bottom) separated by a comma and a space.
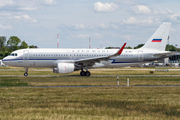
109, 43, 126, 58
117, 43, 126, 54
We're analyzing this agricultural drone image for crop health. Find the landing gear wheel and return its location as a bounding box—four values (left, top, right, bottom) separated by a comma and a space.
24, 67, 28, 77
80, 71, 86, 76
24, 72, 28, 77
85, 71, 91, 77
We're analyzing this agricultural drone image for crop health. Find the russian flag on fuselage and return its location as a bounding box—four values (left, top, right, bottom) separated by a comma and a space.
151, 39, 162, 42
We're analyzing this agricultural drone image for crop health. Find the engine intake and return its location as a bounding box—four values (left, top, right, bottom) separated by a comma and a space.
53, 63, 74, 74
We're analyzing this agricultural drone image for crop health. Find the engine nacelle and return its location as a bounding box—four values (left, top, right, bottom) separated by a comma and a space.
53, 63, 74, 74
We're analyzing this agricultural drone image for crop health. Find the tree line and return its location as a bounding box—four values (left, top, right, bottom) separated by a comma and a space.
106, 43, 180, 51
0, 36, 36, 59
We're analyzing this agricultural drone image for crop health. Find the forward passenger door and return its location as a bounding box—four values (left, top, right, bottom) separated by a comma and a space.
23, 50, 29, 61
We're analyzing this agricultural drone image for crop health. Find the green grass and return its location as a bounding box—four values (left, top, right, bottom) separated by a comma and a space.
0, 77, 180, 86
0, 87, 180, 120
0, 68, 180, 119
0, 78, 28, 86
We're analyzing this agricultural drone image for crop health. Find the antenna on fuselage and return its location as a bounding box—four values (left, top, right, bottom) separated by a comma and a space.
168, 36, 170, 51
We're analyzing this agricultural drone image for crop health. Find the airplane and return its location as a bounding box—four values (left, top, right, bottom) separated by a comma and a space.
2, 22, 175, 77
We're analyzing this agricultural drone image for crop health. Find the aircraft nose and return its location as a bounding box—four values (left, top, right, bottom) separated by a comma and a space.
2, 57, 15, 66
2, 57, 8, 64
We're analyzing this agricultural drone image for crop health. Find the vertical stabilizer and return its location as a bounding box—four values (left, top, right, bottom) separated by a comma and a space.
141, 22, 171, 51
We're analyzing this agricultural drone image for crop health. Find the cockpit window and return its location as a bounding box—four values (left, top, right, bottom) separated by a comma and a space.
9, 53, 13, 56
9, 53, 18, 56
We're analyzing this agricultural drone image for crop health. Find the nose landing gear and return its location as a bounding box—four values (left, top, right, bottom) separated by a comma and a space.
24, 67, 28, 77
24, 72, 28, 76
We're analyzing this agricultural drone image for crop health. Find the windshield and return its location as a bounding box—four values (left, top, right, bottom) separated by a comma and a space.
9, 53, 17, 56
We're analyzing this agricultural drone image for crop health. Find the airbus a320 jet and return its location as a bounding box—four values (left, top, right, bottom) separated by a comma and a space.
2, 22, 175, 76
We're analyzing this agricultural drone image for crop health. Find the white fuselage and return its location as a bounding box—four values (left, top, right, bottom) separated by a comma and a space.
2, 48, 165, 69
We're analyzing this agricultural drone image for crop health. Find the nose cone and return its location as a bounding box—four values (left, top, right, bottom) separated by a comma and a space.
2, 57, 9, 65
2, 56, 16, 66
2, 57, 6, 64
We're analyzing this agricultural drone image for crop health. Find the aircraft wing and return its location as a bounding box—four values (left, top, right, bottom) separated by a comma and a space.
74, 43, 126, 67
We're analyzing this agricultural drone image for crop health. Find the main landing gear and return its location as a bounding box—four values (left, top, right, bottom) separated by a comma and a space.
24, 67, 28, 77
80, 70, 91, 77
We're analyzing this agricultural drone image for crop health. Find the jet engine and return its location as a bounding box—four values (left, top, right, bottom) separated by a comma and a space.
53, 63, 74, 74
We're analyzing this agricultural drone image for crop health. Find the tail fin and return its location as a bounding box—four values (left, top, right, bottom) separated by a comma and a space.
141, 22, 171, 51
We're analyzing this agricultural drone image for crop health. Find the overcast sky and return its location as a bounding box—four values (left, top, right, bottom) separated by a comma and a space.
0, 0, 180, 48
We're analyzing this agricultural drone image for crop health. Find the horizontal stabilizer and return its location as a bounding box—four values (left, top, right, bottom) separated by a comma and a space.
153, 51, 177, 57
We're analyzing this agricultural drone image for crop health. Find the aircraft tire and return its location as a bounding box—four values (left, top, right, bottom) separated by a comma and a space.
24, 72, 28, 77
85, 71, 91, 77
80, 71, 86, 76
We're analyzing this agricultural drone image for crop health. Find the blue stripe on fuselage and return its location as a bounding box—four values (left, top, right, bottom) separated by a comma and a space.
109, 59, 145, 63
